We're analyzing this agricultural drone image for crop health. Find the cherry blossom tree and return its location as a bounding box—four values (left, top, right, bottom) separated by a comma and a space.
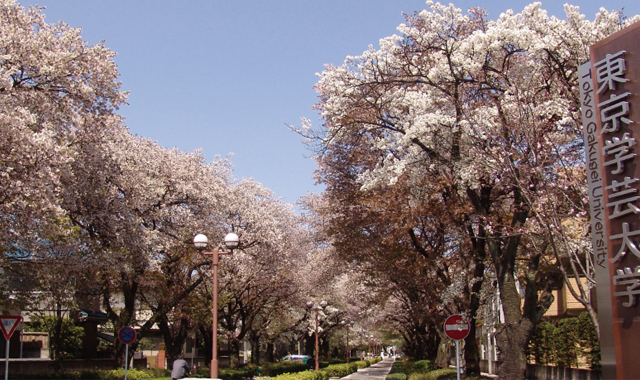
302, 176, 483, 369
0, 2, 129, 363
1, 0, 126, 306
305, 3, 637, 378
214, 180, 312, 366
61, 127, 236, 365
2, 1, 334, 372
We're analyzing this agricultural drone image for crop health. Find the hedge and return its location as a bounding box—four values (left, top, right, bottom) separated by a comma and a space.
8, 368, 154, 380
269, 358, 381, 380
527, 311, 600, 369
407, 369, 458, 380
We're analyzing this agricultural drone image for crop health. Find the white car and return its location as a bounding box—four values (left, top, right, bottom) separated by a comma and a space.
279, 354, 311, 364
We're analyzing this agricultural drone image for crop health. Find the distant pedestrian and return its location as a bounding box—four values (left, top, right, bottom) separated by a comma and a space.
171, 354, 190, 380
307, 356, 315, 370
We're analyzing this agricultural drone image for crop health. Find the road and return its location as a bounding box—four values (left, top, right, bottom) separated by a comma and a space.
338, 357, 394, 380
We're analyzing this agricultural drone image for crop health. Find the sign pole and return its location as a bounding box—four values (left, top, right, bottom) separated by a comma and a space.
1, 315, 22, 380
191, 337, 195, 371
117, 326, 136, 380
4, 338, 9, 380
443, 314, 469, 380
455, 339, 461, 380
124, 343, 129, 380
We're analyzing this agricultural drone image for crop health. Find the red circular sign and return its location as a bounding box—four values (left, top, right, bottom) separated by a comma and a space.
118, 326, 137, 345
444, 314, 470, 340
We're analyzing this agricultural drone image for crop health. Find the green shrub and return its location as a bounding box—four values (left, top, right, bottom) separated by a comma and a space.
8, 367, 171, 380
527, 312, 601, 369
408, 368, 457, 380
269, 358, 372, 380
192, 365, 211, 377
407, 368, 489, 380
577, 312, 601, 370
352, 360, 369, 369
7, 361, 342, 380
407, 360, 434, 374
8, 372, 83, 379
25, 316, 84, 359
260, 361, 309, 376
270, 371, 328, 380
218, 366, 260, 380
322, 362, 358, 377
553, 318, 581, 367
144, 368, 170, 377
106, 369, 151, 380
363, 358, 380, 367
528, 321, 556, 365
70, 368, 153, 380
386, 360, 407, 380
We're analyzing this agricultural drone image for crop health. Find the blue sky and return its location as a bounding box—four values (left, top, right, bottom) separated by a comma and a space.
23, 0, 640, 205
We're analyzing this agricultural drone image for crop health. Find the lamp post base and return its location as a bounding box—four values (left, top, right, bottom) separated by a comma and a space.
210, 358, 218, 379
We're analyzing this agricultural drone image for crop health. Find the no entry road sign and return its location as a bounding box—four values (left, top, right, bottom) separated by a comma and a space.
118, 326, 136, 345
444, 314, 470, 341
0, 316, 21, 340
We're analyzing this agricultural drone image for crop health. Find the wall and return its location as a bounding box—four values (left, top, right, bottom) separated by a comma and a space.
526, 364, 600, 380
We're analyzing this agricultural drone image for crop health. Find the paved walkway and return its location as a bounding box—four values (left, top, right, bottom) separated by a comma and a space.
338, 357, 395, 379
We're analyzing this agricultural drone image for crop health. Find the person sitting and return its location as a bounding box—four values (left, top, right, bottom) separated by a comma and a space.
171, 354, 190, 380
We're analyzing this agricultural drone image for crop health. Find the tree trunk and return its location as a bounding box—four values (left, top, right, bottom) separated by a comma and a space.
158, 316, 190, 367
467, 184, 535, 380
463, 243, 486, 376
105, 273, 140, 368
198, 325, 213, 367
266, 342, 275, 363
495, 320, 533, 379
228, 338, 240, 368
425, 325, 439, 359
435, 338, 450, 369
250, 335, 260, 365
304, 335, 315, 357
495, 263, 529, 380
494, 249, 552, 380
463, 324, 480, 376
53, 303, 63, 362
405, 333, 426, 360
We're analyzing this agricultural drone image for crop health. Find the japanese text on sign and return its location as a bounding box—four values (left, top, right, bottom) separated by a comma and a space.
595, 50, 639, 307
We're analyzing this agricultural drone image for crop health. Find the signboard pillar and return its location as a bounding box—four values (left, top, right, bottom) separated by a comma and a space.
579, 62, 617, 379
584, 21, 640, 380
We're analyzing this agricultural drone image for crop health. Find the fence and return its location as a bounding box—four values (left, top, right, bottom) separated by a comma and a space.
525, 364, 600, 380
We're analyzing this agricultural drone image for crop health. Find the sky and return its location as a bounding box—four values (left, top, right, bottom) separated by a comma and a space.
21, 0, 640, 206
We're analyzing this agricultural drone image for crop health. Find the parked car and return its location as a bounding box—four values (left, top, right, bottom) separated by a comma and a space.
279, 354, 311, 364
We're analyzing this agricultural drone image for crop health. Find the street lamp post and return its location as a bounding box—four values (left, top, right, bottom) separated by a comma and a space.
340, 320, 355, 363
194, 232, 239, 380
306, 300, 327, 371
293, 334, 300, 355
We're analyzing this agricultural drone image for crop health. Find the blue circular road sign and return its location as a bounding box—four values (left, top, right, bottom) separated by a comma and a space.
118, 326, 136, 345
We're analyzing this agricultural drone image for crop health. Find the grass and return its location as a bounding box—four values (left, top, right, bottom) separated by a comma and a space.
386, 360, 407, 380
407, 368, 493, 380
